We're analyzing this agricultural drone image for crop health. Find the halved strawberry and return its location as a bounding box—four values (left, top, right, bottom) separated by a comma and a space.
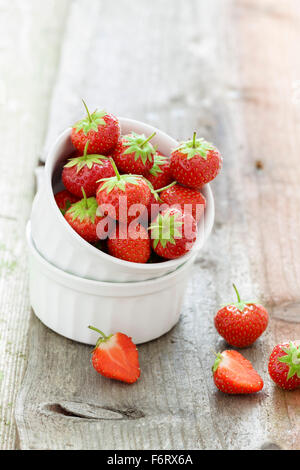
213, 350, 264, 394
71, 100, 120, 155
62, 141, 115, 197
88, 326, 140, 384
112, 132, 156, 176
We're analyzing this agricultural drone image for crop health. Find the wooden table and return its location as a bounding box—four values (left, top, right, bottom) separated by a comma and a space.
0, 0, 299, 450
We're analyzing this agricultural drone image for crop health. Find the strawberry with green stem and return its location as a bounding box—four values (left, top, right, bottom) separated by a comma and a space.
140, 181, 177, 225
71, 100, 120, 155
268, 341, 300, 390
112, 132, 156, 176
213, 350, 264, 394
54, 190, 79, 215
159, 183, 206, 223
88, 326, 140, 384
145, 151, 174, 190
65, 188, 105, 242
150, 207, 197, 260
96, 158, 151, 221
214, 284, 269, 348
170, 132, 222, 189
62, 141, 115, 197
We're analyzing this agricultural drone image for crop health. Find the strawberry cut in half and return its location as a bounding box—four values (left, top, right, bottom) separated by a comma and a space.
150, 207, 197, 260
64, 188, 104, 243
62, 141, 115, 197
145, 151, 174, 190
54, 190, 79, 215
213, 350, 264, 394
112, 132, 156, 176
170, 132, 222, 189
108, 223, 151, 264
71, 100, 120, 155
88, 326, 140, 384
96, 158, 151, 222
214, 284, 269, 348
159, 183, 206, 223
268, 341, 300, 391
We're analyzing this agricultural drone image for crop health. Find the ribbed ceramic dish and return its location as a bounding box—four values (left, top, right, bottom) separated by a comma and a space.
27, 222, 197, 345
30, 118, 215, 282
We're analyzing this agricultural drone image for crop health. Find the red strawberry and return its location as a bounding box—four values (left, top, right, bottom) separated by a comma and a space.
159, 183, 206, 223
213, 350, 264, 394
62, 141, 115, 197
214, 284, 269, 348
150, 207, 197, 260
112, 132, 156, 176
139, 181, 177, 226
65, 189, 104, 243
54, 190, 79, 215
268, 341, 300, 390
108, 223, 151, 263
96, 159, 151, 222
145, 152, 174, 190
170, 132, 222, 189
137, 192, 160, 228
88, 326, 140, 384
71, 100, 120, 155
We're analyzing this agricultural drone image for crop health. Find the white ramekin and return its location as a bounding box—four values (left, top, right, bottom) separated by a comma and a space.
31, 119, 215, 282
27, 222, 197, 345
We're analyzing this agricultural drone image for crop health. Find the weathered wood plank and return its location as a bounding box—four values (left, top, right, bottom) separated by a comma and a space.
232, 0, 300, 448
0, 0, 71, 449
16, 0, 300, 450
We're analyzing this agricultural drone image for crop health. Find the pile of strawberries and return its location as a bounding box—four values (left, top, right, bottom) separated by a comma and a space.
54, 101, 222, 263
88, 284, 300, 391
53, 102, 300, 394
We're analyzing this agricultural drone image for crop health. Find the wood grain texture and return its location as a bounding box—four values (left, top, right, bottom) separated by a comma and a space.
0, 0, 71, 449
16, 0, 300, 450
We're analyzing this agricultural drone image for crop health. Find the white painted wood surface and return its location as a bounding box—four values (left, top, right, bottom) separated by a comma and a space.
0, 0, 298, 450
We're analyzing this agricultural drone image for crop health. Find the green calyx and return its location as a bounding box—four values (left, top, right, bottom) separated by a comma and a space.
98, 158, 143, 193
222, 284, 257, 312
149, 153, 169, 177
150, 209, 183, 249
88, 326, 113, 351
74, 100, 108, 135
278, 342, 300, 380
212, 353, 223, 373
68, 188, 98, 224
175, 132, 215, 160
64, 141, 108, 173
123, 132, 156, 164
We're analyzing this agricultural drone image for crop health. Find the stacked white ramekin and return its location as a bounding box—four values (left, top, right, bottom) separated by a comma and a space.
28, 118, 215, 344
